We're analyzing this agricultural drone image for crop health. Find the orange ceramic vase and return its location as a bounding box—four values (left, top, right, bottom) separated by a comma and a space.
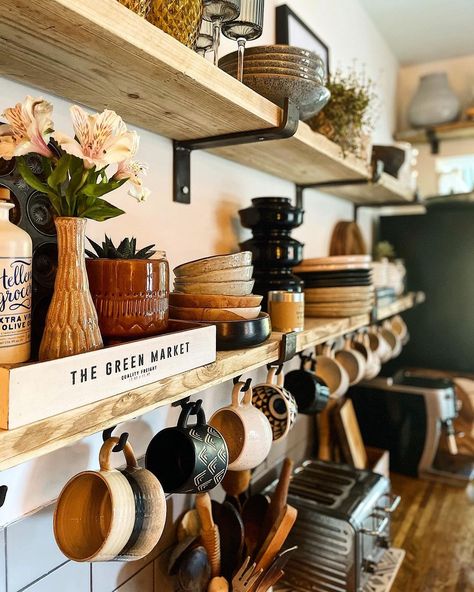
86, 256, 169, 341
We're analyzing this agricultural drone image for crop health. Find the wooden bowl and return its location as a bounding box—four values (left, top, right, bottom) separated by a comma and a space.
175, 265, 254, 283
170, 305, 261, 321
170, 292, 263, 308
174, 252, 252, 278
173, 279, 255, 296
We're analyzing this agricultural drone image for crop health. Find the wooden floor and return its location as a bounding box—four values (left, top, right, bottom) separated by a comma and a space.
390, 473, 474, 592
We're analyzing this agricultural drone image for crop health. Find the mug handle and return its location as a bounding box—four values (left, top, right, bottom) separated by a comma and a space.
267, 366, 277, 385
99, 437, 139, 471
232, 381, 253, 407
178, 401, 206, 429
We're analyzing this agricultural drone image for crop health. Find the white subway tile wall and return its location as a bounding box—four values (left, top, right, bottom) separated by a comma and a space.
0, 417, 313, 592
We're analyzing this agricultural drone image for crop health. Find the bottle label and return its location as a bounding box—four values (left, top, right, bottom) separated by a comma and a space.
0, 257, 32, 349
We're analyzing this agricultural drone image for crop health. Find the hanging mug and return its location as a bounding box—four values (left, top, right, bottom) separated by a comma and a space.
210, 381, 273, 470
54, 437, 146, 562
146, 401, 228, 494
334, 335, 366, 386
354, 331, 381, 379
284, 356, 329, 414
252, 367, 298, 441
315, 344, 349, 398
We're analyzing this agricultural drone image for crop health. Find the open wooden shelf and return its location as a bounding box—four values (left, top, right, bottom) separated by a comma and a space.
0, 293, 423, 471
395, 120, 474, 145
0, 0, 410, 204
321, 172, 414, 204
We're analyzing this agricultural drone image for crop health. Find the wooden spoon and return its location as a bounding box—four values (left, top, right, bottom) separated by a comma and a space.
221, 469, 252, 513
208, 576, 229, 592
196, 493, 221, 578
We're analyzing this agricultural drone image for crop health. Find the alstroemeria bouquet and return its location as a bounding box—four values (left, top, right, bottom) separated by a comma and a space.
0, 96, 148, 221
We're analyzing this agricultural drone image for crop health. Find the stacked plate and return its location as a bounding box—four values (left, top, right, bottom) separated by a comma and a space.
294, 256, 375, 317
218, 45, 331, 121
171, 252, 271, 349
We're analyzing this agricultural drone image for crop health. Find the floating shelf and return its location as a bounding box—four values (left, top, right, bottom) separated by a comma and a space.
0, 293, 423, 471
395, 120, 474, 145
0, 0, 411, 204
320, 172, 414, 204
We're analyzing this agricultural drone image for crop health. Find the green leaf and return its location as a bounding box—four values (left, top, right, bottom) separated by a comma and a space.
135, 245, 157, 259
16, 157, 51, 194
47, 154, 71, 190
86, 237, 105, 258
81, 177, 127, 198
80, 198, 125, 222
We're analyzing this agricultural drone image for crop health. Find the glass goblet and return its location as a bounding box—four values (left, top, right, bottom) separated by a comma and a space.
202, 0, 241, 66
195, 19, 214, 57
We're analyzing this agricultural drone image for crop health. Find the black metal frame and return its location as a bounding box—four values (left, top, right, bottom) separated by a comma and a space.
173, 98, 300, 203
295, 160, 385, 209
275, 4, 330, 79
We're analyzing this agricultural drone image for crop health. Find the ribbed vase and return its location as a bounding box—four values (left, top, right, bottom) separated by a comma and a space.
39, 217, 103, 361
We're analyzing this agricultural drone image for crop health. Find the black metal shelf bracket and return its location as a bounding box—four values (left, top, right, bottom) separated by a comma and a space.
426, 128, 439, 154
274, 331, 298, 365
0, 485, 7, 509
295, 160, 385, 210
173, 98, 300, 203
353, 189, 424, 222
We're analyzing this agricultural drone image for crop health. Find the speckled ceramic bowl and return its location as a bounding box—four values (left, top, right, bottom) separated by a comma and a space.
235, 72, 330, 120
220, 63, 325, 84
219, 51, 324, 71
238, 44, 321, 59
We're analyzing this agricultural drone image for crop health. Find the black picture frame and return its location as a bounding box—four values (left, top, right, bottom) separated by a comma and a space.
275, 5, 330, 79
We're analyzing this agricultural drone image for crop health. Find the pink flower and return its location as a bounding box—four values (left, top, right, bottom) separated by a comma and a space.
0, 96, 54, 160
54, 105, 137, 169
113, 134, 150, 202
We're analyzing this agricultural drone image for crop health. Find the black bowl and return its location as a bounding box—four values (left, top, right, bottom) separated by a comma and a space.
210, 312, 272, 350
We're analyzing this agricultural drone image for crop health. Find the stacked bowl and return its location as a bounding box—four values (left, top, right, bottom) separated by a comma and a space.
170, 253, 271, 349
218, 45, 331, 121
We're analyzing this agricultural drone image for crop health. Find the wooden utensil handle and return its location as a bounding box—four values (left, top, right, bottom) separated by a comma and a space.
196, 492, 215, 531
201, 527, 221, 578
272, 458, 293, 511
255, 505, 297, 573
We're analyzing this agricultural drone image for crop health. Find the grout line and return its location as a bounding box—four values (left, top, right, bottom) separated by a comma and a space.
18, 560, 69, 592
4, 528, 8, 592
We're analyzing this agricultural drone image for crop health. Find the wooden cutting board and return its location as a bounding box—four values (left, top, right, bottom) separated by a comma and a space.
332, 399, 368, 469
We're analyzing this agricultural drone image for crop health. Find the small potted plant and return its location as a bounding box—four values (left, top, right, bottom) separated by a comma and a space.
86, 236, 169, 341
307, 67, 378, 159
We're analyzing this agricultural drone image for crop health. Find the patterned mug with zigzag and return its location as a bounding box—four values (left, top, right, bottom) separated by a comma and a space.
145, 400, 229, 494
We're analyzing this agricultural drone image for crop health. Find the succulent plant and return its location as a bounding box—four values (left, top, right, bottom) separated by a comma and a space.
86, 235, 156, 259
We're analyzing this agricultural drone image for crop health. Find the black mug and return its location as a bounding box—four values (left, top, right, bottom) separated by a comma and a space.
145, 401, 229, 494
284, 358, 330, 414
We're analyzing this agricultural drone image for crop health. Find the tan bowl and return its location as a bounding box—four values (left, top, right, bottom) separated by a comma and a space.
234, 44, 322, 60
173, 279, 255, 296
170, 305, 261, 321
220, 51, 324, 69
174, 252, 252, 277
220, 64, 324, 84
175, 265, 254, 283
169, 292, 263, 308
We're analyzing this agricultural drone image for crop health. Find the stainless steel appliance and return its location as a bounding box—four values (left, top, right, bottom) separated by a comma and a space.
264, 459, 399, 592
349, 370, 474, 485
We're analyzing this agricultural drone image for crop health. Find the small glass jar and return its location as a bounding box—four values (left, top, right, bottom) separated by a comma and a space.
268, 291, 305, 333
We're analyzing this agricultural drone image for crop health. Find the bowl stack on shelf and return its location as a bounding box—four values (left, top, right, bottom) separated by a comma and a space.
170, 252, 271, 349
294, 256, 375, 318
219, 45, 331, 121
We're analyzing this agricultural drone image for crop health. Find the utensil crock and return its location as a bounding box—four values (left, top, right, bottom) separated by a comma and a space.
210, 382, 273, 470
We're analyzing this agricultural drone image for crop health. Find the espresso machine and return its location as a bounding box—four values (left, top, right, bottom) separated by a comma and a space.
349, 370, 474, 485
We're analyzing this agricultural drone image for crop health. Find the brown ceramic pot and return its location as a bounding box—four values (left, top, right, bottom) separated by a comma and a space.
86, 257, 169, 341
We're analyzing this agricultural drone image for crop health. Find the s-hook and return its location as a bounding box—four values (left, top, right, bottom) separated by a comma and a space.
0, 485, 7, 508
267, 363, 283, 375
102, 426, 129, 452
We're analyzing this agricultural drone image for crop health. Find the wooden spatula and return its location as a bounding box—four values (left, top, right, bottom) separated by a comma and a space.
259, 458, 293, 545
196, 493, 221, 577
254, 504, 297, 572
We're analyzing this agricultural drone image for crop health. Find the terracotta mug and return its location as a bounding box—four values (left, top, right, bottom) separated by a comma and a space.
335, 336, 366, 386
210, 381, 273, 470
54, 438, 138, 562
315, 344, 349, 399
146, 401, 228, 493
284, 357, 329, 415
252, 367, 298, 441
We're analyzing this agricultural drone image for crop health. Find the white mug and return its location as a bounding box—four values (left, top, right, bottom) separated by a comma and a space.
335, 336, 366, 385
316, 344, 349, 399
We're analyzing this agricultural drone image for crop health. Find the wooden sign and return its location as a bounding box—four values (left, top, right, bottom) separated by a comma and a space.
0, 323, 216, 429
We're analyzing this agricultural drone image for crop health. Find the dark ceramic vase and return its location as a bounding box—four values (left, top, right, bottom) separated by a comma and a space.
238, 197, 304, 308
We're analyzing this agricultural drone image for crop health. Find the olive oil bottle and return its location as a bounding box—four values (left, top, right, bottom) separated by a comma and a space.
0, 187, 32, 363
